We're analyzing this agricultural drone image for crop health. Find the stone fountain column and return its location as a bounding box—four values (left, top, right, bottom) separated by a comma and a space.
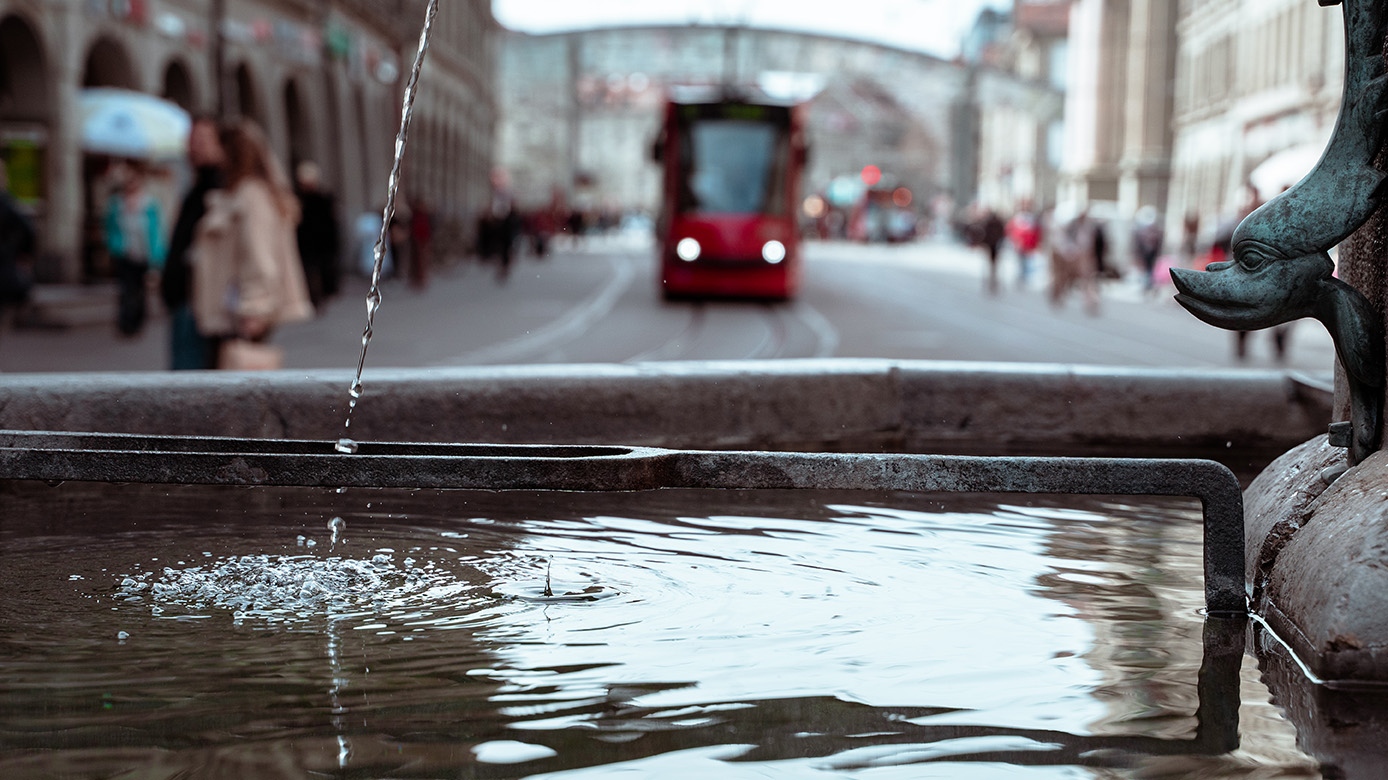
1245, 194, 1388, 681
1229, 1, 1388, 690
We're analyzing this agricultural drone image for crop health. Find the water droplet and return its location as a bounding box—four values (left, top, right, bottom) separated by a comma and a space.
335, 438, 359, 455
45, 479, 64, 487
116, 630, 130, 641
329, 517, 346, 545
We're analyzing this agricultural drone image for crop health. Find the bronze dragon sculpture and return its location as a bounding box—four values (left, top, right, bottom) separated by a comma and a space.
1171, 0, 1388, 466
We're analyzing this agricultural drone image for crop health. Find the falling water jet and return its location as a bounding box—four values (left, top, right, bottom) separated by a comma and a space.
336, 0, 440, 455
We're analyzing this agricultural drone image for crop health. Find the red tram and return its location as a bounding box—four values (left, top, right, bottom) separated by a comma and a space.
653, 91, 807, 300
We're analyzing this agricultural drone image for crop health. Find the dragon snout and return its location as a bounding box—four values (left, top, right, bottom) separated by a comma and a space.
1171, 253, 1331, 331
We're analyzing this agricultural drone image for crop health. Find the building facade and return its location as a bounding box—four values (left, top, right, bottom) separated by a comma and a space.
975, 0, 1072, 213
496, 25, 1063, 227
0, 0, 497, 283
1166, 0, 1343, 247
1059, 0, 1179, 224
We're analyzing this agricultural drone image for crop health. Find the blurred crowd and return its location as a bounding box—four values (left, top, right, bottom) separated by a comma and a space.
0, 112, 629, 368
1, 118, 350, 369
957, 187, 1292, 362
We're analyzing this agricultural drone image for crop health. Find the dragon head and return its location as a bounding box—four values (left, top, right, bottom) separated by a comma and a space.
1170, 238, 1334, 331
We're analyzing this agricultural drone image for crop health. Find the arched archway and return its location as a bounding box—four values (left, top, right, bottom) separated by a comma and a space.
0, 13, 53, 274
233, 62, 262, 124
282, 78, 313, 168
82, 35, 137, 89
1, 14, 50, 121
161, 59, 196, 111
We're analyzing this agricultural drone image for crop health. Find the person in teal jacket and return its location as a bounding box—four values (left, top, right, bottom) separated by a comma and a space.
104, 160, 165, 336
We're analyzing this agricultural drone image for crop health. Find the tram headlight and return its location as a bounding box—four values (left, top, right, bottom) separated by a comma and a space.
762, 240, 786, 264
676, 237, 701, 262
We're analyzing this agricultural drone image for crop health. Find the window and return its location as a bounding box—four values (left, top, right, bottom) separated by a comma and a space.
677, 119, 789, 215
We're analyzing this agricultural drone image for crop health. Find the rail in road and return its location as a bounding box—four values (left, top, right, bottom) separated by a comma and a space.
433, 247, 840, 366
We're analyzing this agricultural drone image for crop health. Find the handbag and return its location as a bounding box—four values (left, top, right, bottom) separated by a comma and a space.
219, 339, 284, 370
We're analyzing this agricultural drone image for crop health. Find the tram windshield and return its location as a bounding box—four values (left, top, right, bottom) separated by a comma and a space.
678, 117, 789, 216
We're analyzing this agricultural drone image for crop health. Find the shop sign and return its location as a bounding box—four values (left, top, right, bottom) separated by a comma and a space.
325, 26, 352, 60
363, 46, 396, 84
153, 12, 185, 39
85, 0, 148, 25
375, 56, 399, 85
273, 21, 322, 66
110, 0, 148, 26
1, 131, 47, 208
221, 19, 256, 44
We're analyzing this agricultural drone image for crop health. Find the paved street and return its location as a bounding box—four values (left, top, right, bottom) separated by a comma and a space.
0, 236, 1337, 375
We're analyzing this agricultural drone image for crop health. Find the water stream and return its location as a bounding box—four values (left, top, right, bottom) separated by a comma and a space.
336, 0, 440, 455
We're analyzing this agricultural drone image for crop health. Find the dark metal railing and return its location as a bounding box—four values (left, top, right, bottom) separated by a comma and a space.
0, 430, 1247, 615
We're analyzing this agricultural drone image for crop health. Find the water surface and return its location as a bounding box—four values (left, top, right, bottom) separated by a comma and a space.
0, 482, 1317, 778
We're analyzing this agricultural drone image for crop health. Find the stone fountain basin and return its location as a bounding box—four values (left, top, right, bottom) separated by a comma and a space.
0, 357, 1374, 766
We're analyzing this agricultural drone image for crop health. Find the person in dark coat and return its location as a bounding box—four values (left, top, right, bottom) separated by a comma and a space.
161, 116, 224, 369
0, 160, 36, 331
965, 205, 1007, 295
294, 161, 341, 308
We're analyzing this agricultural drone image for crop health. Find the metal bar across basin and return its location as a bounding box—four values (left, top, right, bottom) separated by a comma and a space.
0, 430, 1246, 614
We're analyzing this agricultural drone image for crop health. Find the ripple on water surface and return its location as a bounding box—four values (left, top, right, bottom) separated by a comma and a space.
0, 482, 1318, 778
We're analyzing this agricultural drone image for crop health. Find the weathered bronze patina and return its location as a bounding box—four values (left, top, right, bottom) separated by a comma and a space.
1171, 0, 1387, 465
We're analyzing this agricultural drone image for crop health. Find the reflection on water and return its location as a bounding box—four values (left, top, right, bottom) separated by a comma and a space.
0, 482, 1319, 778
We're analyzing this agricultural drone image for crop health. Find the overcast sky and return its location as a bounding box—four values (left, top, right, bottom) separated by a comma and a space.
491, 0, 1011, 59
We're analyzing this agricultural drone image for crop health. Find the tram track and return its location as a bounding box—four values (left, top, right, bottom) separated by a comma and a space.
430, 246, 841, 366
624, 304, 708, 362
626, 299, 836, 362
747, 304, 789, 359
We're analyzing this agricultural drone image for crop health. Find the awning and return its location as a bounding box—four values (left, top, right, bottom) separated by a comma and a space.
1248, 143, 1324, 201
78, 88, 190, 160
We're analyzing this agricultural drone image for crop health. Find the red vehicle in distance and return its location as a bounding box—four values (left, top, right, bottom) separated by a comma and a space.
652, 89, 807, 300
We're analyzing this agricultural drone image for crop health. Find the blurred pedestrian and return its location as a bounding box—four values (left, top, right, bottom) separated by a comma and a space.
354, 209, 393, 278
408, 197, 432, 289
1225, 185, 1291, 361
161, 115, 224, 369
294, 161, 341, 308
1131, 206, 1164, 294
1051, 208, 1101, 316
1180, 212, 1200, 267
1005, 200, 1042, 289
190, 120, 313, 369
0, 160, 36, 333
535, 185, 569, 255
966, 205, 1006, 295
104, 159, 165, 336
388, 202, 412, 284
480, 168, 520, 282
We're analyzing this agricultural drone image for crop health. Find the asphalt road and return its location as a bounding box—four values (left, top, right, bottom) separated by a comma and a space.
0, 236, 1337, 374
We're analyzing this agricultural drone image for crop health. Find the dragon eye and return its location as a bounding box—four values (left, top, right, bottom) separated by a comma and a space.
1236, 245, 1272, 271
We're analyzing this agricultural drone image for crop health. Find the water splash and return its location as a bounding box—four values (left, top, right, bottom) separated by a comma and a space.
339, 0, 440, 448
112, 549, 475, 624
329, 517, 346, 548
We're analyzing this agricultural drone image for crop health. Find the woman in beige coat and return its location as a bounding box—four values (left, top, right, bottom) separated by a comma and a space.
191, 120, 313, 364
